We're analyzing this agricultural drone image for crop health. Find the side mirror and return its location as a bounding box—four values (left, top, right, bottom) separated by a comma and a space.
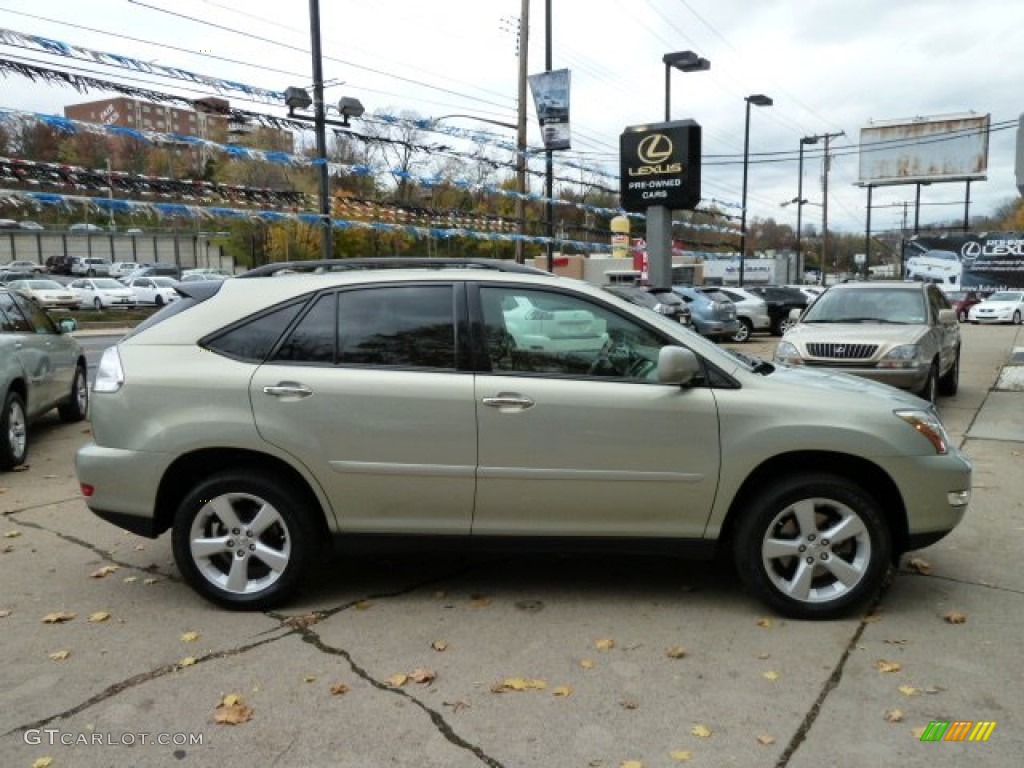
58, 317, 78, 334
657, 346, 700, 385
788, 307, 803, 320
937, 308, 957, 326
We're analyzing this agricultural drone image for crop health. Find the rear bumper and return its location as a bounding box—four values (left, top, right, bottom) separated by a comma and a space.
76, 443, 168, 538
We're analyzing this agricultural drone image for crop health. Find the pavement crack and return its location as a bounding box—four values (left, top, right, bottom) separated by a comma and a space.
2, 495, 82, 516
899, 569, 1024, 595
296, 626, 506, 768
6, 514, 180, 581
772, 584, 889, 767
4, 634, 286, 738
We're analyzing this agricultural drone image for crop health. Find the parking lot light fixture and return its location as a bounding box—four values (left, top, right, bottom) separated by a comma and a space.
663, 50, 710, 121
739, 94, 773, 286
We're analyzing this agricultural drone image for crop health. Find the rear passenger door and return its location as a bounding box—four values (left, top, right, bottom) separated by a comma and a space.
248, 283, 478, 535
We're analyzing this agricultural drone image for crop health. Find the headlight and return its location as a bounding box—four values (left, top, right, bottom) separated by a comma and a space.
774, 341, 803, 365
895, 408, 950, 454
878, 344, 922, 369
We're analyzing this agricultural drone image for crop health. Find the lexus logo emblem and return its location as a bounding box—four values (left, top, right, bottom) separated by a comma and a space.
835, 346, 846, 357
638, 134, 673, 164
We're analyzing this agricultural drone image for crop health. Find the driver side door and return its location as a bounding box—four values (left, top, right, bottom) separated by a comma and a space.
471, 284, 721, 539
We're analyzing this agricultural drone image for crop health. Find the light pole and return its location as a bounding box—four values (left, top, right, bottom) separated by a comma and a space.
795, 136, 819, 273
738, 94, 773, 286
662, 51, 710, 121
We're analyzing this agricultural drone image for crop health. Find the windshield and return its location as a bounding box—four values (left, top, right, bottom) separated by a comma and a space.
152, 277, 178, 287
26, 280, 63, 290
987, 292, 1023, 302
801, 288, 926, 324
92, 279, 124, 289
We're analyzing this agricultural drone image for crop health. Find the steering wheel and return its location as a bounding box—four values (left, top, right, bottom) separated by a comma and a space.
588, 336, 638, 376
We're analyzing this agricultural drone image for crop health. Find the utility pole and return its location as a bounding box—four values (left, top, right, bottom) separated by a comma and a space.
544, 0, 553, 272
309, 0, 332, 259
514, 0, 530, 264
819, 130, 844, 285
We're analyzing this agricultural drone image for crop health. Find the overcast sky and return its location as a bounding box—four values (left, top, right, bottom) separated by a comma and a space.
1, 0, 1021, 242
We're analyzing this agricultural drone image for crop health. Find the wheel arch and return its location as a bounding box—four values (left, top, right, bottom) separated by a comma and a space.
717, 450, 909, 561
153, 448, 331, 539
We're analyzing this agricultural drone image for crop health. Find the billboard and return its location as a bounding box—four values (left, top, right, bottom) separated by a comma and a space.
619, 120, 701, 212
903, 233, 1024, 290
858, 113, 990, 186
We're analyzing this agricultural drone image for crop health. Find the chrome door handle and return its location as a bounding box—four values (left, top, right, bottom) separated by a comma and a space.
482, 393, 535, 410
263, 384, 313, 398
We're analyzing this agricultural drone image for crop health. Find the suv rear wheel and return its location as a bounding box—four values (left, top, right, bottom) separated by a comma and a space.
0, 391, 28, 469
172, 471, 317, 609
733, 474, 891, 619
731, 318, 752, 343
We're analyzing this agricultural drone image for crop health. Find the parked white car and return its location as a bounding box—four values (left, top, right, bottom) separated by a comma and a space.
122, 276, 179, 306
6, 279, 81, 310
67, 278, 136, 310
70, 257, 111, 277
3, 260, 47, 274
109, 261, 140, 278
711, 286, 772, 343
182, 268, 232, 279
966, 290, 1024, 325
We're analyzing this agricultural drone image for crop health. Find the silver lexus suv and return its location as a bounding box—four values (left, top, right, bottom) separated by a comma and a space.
76, 259, 971, 619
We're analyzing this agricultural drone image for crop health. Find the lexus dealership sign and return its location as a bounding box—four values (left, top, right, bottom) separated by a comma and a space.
620, 120, 701, 212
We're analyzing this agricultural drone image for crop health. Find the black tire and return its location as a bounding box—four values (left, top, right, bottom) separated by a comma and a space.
772, 316, 798, 337
93, 297, 103, 311
957, 310, 967, 323
58, 365, 89, 423
0, 391, 29, 470
938, 349, 960, 397
918, 362, 938, 403
731, 318, 753, 343
1014, 311, 1022, 326
87, 269, 95, 277
171, 471, 318, 609
733, 474, 892, 619
155, 295, 165, 307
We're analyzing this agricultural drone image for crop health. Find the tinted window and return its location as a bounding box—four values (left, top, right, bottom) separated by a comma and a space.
338, 285, 455, 369
204, 300, 306, 362
274, 293, 336, 363
12, 293, 57, 334
0, 292, 31, 332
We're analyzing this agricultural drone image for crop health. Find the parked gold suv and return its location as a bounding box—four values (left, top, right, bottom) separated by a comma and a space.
76, 260, 971, 619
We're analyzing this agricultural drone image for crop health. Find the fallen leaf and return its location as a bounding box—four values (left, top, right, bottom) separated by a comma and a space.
884, 708, 904, 723
595, 638, 615, 651
221, 693, 243, 707
41, 612, 75, 624
214, 704, 253, 725
354, 600, 373, 611
443, 700, 470, 713
669, 750, 692, 761
491, 677, 547, 692
883, 638, 907, 645
620, 761, 643, 768
911, 725, 928, 739
470, 595, 492, 608
906, 557, 932, 574
756, 734, 776, 745
875, 660, 902, 673
898, 685, 919, 697
665, 646, 687, 659
755, 652, 770, 660
48, 650, 70, 661
123, 576, 138, 584
88, 611, 111, 623
552, 686, 572, 697
303, 676, 317, 683
691, 724, 712, 738
410, 667, 436, 684
944, 610, 967, 624
281, 612, 322, 629
1, 544, 12, 553
133, 544, 146, 551
330, 683, 350, 695
11, 465, 29, 472
863, 610, 885, 623
180, 631, 200, 643
143, 578, 159, 585
431, 640, 449, 652
179, 656, 197, 667
756, 617, 773, 628
620, 697, 639, 710
3, 529, 21, 538
762, 670, 780, 681
580, 659, 595, 670
90, 564, 119, 578
923, 685, 946, 695
387, 673, 408, 688
0, 609, 11, 618
31, 758, 53, 768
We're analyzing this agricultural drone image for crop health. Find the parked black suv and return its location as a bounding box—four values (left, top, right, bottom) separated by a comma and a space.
746, 285, 808, 335
45, 255, 74, 275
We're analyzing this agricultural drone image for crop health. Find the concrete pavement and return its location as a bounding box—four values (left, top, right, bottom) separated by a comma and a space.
1, 323, 1021, 768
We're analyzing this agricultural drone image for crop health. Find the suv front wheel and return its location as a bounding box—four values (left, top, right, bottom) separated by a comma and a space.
733, 474, 892, 619
172, 471, 317, 609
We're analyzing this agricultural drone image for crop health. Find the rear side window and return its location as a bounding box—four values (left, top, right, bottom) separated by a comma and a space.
203, 300, 306, 362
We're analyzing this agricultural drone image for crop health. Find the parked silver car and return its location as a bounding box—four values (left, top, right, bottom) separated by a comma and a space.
76, 259, 971, 619
1, 287, 88, 468
774, 281, 960, 402
708, 286, 771, 343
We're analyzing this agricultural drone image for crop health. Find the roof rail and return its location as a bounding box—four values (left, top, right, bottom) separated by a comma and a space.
238, 257, 551, 278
